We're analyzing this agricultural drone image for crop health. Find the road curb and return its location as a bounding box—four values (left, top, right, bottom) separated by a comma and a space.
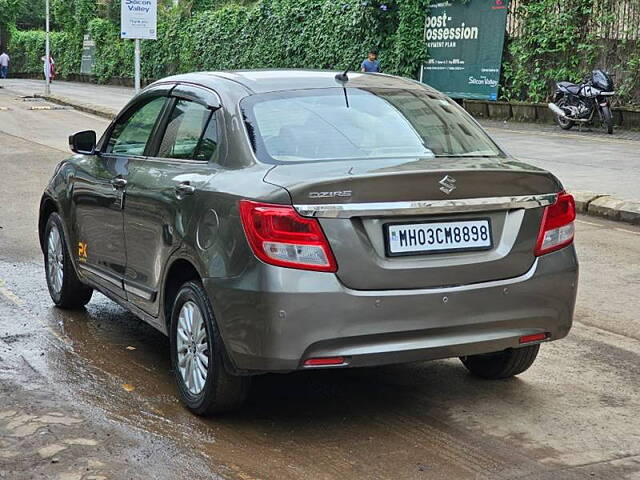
572, 191, 607, 213
587, 196, 640, 225
29, 96, 640, 226
35, 94, 117, 120
572, 190, 640, 225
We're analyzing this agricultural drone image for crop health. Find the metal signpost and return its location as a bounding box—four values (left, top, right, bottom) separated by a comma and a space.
121, 0, 158, 93
44, 0, 50, 95
420, 0, 509, 100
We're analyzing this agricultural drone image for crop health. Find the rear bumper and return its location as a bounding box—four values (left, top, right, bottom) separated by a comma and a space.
204, 246, 578, 373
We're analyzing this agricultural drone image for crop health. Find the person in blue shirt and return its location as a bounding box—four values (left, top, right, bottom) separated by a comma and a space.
361, 50, 380, 73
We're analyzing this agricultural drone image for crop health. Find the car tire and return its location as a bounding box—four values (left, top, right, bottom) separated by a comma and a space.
460, 344, 540, 379
170, 281, 250, 415
44, 213, 93, 309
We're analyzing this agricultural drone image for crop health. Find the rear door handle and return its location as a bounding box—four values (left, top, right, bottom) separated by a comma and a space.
175, 182, 196, 198
110, 177, 127, 189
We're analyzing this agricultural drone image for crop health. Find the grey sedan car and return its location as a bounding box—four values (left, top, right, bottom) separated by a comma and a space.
39, 70, 578, 415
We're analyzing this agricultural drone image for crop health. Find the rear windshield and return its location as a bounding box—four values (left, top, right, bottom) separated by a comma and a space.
241, 87, 502, 163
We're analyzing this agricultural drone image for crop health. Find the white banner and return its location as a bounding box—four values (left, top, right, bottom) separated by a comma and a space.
121, 0, 157, 40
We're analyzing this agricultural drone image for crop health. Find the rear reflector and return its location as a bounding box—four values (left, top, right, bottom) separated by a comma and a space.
534, 192, 576, 256
304, 357, 345, 366
519, 333, 549, 344
239, 200, 337, 272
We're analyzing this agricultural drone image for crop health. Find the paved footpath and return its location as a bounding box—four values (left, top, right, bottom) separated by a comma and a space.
2, 78, 638, 220
1, 78, 133, 112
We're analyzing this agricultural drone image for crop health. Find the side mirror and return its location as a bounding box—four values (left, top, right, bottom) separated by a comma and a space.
69, 130, 97, 155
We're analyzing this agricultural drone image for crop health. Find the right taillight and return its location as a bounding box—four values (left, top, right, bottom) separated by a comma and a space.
534, 192, 576, 256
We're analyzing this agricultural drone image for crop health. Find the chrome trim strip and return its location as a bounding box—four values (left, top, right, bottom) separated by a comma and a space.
124, 281, 157, 302
295, 193, 557, 218
78, 264, 123, 289
79, 264, 156, 301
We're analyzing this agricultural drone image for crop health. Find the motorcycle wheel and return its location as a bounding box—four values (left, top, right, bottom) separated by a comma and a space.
555, 97, 574, 130
601, 106, 613, 134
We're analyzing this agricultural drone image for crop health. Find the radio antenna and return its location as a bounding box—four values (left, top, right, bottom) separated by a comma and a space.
335, 53, 363, 82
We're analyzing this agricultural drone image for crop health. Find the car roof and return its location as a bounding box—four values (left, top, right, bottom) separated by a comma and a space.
156, 69, 437, 95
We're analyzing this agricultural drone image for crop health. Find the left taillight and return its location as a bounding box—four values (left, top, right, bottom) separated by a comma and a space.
239, 200, 338, 272
534, 192, 576, 256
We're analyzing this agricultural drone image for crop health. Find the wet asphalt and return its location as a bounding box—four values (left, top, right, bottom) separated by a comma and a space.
1, 86, 639, 480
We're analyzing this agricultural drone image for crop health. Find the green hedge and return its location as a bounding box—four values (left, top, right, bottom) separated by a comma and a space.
5, 0, 638, 105
7, 26, 80, 77
502, 0, 640, 105
185, 1, 381, 71
6, 0, 429, 82
88, 18, 134, 81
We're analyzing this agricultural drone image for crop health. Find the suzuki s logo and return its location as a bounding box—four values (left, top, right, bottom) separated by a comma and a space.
438, 175, 457, 195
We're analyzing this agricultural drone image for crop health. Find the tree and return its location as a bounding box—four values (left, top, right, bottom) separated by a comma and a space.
0, 0, 22, 25
0, 0, 22, 49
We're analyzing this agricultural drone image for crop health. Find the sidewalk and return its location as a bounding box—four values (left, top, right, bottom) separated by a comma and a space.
0, 78, 132, 112
2, 78, 638, 223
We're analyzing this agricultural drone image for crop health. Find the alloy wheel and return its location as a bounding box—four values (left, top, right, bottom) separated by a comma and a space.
47, 224, 64, 296
176, 300, 210, 395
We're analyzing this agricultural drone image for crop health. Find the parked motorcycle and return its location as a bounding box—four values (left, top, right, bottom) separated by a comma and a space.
548, 69, 615, 134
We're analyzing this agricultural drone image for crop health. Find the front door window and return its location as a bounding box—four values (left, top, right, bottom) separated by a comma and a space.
106, 97, 166, 156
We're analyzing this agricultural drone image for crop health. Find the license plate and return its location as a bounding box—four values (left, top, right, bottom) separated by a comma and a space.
385, 219, 492, 256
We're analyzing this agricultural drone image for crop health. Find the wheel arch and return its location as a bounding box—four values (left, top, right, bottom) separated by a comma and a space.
39, 195, 87, 290
39, 195, 59, 253
160, 254, 244, 375
162, 256, 204, 333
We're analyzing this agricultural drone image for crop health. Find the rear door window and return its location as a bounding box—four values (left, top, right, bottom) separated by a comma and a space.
157, 99, 218, 161
106, 97, 166, 156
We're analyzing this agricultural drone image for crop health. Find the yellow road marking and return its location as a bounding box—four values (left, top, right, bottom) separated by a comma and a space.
575, 219, 603, 227
0, 283, 25, 307
615, 227, 640, 236
576, 218, 640, 234
0, 280, 68, 343
576, 219, 640, 235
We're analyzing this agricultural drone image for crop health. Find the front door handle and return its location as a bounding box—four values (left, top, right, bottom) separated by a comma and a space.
110, 177, 127, 189
175, 182, 196, 198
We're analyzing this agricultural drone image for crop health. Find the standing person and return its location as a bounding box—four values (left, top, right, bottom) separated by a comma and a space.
0, 51, 9, 79
360, 49, 380, 73
41, 54, 55, 82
